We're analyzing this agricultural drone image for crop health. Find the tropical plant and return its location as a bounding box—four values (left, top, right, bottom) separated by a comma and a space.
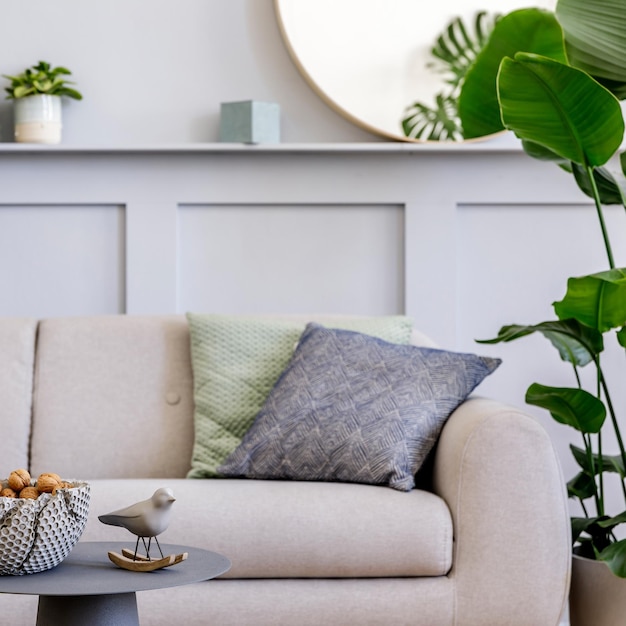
402, 11, 497, 141
458, 0, 626, 576
3, 61, 82, 100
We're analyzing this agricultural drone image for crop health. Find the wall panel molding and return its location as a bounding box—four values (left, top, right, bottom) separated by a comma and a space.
177, 202, 405, 315
0, 203, 125, 317
0, 144, 584, 341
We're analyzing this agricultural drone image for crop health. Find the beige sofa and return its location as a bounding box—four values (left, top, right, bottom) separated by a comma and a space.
0, 315, 571, 625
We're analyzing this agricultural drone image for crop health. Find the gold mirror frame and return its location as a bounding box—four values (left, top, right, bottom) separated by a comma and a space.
274, 0, 556, 143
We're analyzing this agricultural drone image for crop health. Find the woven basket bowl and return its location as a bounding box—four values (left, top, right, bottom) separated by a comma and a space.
0, 480, 90, 575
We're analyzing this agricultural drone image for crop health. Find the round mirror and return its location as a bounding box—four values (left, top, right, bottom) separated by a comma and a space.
275, 0, 556, 142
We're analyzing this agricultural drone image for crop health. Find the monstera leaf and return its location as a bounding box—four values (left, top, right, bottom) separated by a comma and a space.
402, 94, 462, 141
429, 11, 497, 90
402, 12, 497, 141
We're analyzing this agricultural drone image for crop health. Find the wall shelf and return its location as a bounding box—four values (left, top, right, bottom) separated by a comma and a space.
0, 138, 523, 155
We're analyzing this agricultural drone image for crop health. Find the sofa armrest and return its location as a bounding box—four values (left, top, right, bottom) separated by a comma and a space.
432, 397, 571, 626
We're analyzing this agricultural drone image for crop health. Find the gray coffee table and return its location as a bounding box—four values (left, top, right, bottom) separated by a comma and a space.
0, 541, 230, 625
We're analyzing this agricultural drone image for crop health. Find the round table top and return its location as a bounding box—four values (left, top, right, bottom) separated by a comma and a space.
0, 541, 231, 597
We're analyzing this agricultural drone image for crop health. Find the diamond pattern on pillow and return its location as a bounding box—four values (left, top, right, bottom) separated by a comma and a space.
218, 324, 501, 491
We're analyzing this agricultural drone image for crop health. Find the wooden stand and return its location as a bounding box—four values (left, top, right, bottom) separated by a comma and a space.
107, 549, 188, 572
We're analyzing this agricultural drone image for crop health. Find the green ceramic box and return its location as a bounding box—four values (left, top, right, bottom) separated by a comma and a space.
219, 100, 280, 144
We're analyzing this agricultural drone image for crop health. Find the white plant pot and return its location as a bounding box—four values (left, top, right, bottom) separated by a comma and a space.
570, 553, 626, 625
14, 94, 62, 144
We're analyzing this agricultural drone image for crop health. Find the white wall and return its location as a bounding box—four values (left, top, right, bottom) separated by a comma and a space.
0, 0, 378, 144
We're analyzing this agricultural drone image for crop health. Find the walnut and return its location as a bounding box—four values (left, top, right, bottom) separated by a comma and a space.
39, 472, 61, 483
36, 474, 62, 494
19, 486, 39, 499
7, 469, 31, 492
0, 487, 17, 498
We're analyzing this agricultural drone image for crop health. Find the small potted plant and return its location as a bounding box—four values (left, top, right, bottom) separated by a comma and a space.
3, 61, 82, 144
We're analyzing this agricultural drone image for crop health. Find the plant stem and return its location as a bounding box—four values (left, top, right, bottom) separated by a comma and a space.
596, 371, 605, 508
583, 432, 603, 516
585, 165, 615, 269
579, 497, 589, 518
598, 430, 605, 512
573, 363, 582, 388
597, 361, 626, 507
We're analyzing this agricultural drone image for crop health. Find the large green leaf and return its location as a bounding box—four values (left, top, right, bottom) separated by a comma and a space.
620, 151, 626, 179
572, 516, 604, 542
572, 164, 626, 205
598, 511, 626, 530
477, 319, 603, 367
618, 327, 626, 349
521, 140, 569, 164
567, 471, 598, 500
571, 444, 626, 478
598, 540, 626, 577
497, 53, 624, 167
526, 383, 606, 433
458, 8, 566, 139
557, 0, 626, 98
553, 269, 626, 332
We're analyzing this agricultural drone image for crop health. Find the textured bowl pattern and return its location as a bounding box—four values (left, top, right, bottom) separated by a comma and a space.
0, 481, 90, 575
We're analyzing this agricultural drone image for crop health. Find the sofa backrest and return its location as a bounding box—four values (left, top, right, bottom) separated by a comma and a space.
30, 316, 194, 479
0, 318, 38, 471
26, 314, 434, 479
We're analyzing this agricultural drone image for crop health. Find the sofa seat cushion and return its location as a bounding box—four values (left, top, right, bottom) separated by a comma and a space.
82, 478, 453, 579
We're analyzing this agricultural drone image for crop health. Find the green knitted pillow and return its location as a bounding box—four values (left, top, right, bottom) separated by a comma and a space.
186, 314, 414, 478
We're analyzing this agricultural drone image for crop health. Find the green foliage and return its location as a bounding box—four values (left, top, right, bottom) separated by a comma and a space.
556, 0, 626, 98
571, 445, 626, 478
477, 319, 603, 367
497, 54, 623, 167
402, 12, 497, 141
458, 8, 567, 140
568, 473, 597, 500
463, 0, 626, 576
402, 94, 461, 142
597, 540, 626, 577
554, 270, 626, 333
571, 165, 626, 206
3, 61, 82, 100
526, 384, 606, 434
428, 11, 495, 90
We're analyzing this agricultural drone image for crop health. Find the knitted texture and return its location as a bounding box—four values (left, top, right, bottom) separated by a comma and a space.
219, 324, 501, 491
186, 314, 413, 478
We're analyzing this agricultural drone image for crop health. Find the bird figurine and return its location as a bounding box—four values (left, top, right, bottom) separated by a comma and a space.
99, 487, 186, 571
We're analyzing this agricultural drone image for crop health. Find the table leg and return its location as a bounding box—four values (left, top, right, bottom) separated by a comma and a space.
36, 592, 139, 626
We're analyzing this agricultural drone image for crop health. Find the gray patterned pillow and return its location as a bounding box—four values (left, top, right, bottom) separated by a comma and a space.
218, 324, 501, 491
